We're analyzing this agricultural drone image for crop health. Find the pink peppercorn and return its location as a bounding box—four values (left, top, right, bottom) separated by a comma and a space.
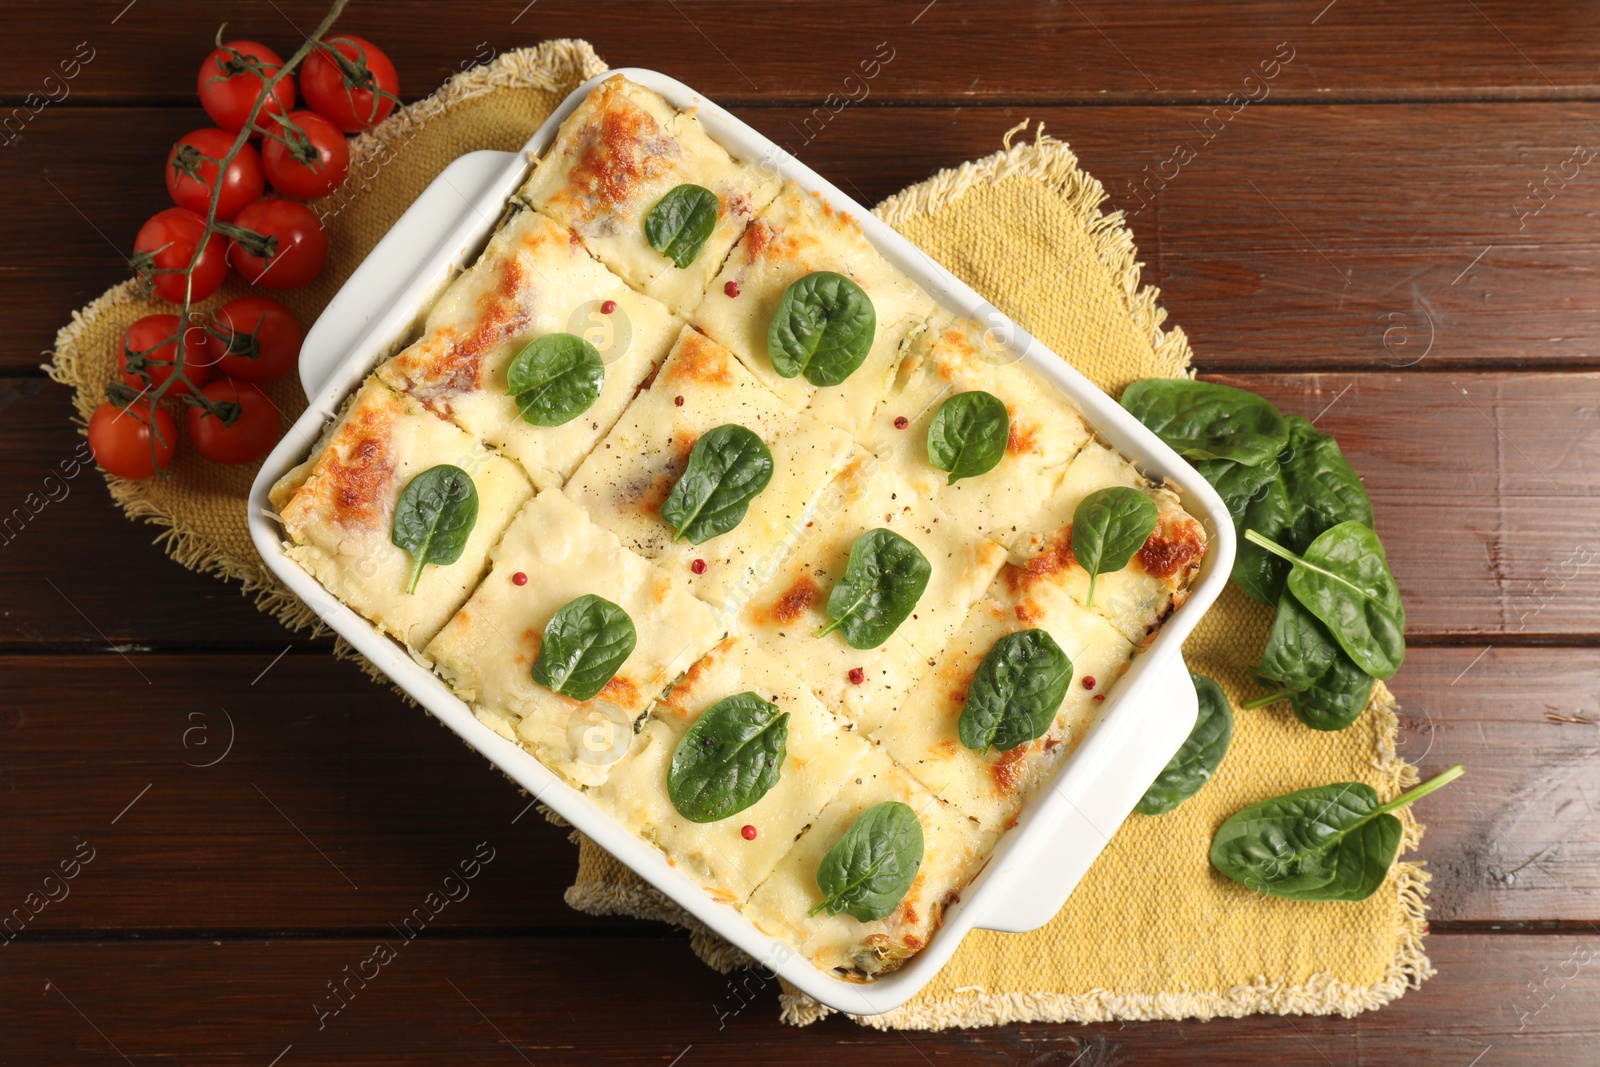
1082, 676, 1096, 690
511, 572, 528, 586
600, 300, 617, 314
691, 559, 707, 574
894, 416, 909, 429
741, 824, 758, 840
848, 667, 865, 685
724, 280, 741, 298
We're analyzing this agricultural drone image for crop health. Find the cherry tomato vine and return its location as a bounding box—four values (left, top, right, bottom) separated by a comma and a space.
110, 0, 403, 476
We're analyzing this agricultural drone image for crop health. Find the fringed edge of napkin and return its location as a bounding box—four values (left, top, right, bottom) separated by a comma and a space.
872, 119, 1194, 383
777, 684, 1433, 1029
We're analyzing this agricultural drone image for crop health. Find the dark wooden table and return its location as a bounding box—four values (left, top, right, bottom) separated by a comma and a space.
4, 2, 1598, 1063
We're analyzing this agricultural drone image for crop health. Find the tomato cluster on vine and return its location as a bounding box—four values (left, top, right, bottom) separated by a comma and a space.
98, 17, 399, 479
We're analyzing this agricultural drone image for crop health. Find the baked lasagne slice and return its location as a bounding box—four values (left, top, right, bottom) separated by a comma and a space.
859, 316, 1094, 549
877, 555, 1136, 833
690, 181, 940, 438
737, 449, 1007, 736
741, 744, 997, 980
520, 74, 782, 316
565, 326, 853, 617
268, 377, 533, 650
1019, 440, 1209, 645
376, 207, 680, 490
590, 634, 872, 904
423, 489, 723, 787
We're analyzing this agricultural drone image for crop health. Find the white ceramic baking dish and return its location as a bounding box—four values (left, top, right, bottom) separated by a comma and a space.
248, 68, 1235, 1016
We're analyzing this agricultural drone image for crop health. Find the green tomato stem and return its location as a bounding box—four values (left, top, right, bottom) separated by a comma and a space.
1372, 764, 1464, 818
1242, 689, 1292, 710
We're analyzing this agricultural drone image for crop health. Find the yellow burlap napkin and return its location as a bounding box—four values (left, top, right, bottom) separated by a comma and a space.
48, 45, 1430, 1031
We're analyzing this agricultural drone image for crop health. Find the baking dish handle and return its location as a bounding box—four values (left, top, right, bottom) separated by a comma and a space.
298, 148, 525, 401
974, 661, 1200, 934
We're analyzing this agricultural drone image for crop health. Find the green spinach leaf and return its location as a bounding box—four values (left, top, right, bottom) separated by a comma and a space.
1135, 672, 1234, 815
1210, 416, 1372, 605
391, 464, 479, 595
1245, 521, 1405, 680
667, 693, 789, 823
530, 594, 638, 702
1209, 765, 1462, 901
767, 271, 876, 387
1071, 487, 1159, 608
926, 390, 1010, 484
507, 332, 605, 427
1120, 379, 1289, 466
660, 423, 775, 544
816, 528, 932, 649
1256, 591, 1341, 694
645, 184, 720, 268
811, 801, 924, 922
1248, 594, 1374, 731
957, 629, 1075, 754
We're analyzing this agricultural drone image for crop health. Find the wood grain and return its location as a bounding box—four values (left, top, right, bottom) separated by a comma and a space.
6, 102, 1597, 375
3, 934, 1594, 1064
4, 0, 1598, 107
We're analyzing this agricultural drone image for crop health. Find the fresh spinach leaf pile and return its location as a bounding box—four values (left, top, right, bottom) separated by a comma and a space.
1120, 378, 1397, 731
1122, 378, 1445, 900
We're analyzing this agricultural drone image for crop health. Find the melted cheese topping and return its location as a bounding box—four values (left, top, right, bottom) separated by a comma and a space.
520, 75, 782, 316
859, 317, 1095, 548
376, 208, 680, 490
741, 744, 997, 980
423, 489, 723, 787
564, 326, 854, 617
737, 449, 1007, 735
1018, 441, 1209, 644
274, 75, 1221, 982
589, 634, 871, 903
689, 182, 939, 438
877, 563, 1135, 832
271, 378, 532, 650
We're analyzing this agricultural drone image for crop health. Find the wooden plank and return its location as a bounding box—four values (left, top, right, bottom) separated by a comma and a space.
0, 379, 302, 648
7, 102, 1597, 375
2, 934, 1595, 1064
4, 0, 1598, 107
1217, 371, 1600, 640
1392, 647, 1600, 926
2, 646, 1596, 933
9, 366, 1600, 645
0, 651, 627, 935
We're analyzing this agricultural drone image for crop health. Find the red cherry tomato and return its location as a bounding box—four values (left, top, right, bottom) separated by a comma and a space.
261, 110, 350, 200
197, 40, 294, 135
165, 127, 264, 221
210, 297, 303, 383
89, 401, 178, 480
228, 199, 327, 290
119, 314, 216, 398
133, 207, 228, 304
300, 35, 398, 132
187, 379, 281, 464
